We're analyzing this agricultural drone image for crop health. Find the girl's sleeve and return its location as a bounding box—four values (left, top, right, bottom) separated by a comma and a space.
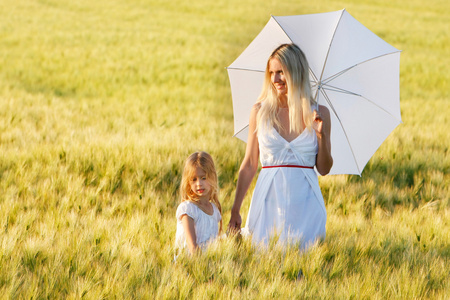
176, 202, 197, 221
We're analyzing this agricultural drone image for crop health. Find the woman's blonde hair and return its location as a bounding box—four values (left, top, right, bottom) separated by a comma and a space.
180, 151, 222, 232
257, 43, 315, 134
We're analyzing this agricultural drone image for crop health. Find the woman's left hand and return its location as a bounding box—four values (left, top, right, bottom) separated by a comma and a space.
312, 109, 324, 136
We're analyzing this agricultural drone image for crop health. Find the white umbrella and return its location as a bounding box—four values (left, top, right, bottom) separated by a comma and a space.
227, 9, 401, 175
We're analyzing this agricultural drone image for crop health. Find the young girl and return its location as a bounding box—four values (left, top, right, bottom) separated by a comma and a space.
174, 151, 222, 255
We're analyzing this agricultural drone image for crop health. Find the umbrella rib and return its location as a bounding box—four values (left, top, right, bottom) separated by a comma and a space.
357, 94, 403, 123
322, 85, 402, 123
272, 15, 320, 84
322, 85, 360, 96
318, 9, 346, 83
310, 69, 320, 105
309, 69, 319, 83
322, 67, 352, 85
322, 51, 402, 85
320, 89, 362, 175
226, 67, 265, 73
233, 125, 249, 138
314, 9, 346, 105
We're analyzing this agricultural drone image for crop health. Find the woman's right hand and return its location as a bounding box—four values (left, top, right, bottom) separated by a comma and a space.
227, 211, 242, 235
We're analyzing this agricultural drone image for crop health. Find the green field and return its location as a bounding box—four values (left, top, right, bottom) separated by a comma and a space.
0, 0, 448, 298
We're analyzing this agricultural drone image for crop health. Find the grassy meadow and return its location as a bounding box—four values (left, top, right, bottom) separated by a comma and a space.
0, 0, 449, 298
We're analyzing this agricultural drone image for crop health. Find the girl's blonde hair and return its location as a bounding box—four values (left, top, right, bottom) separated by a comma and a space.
180, 151, 222, 232
257, 43, 315, 134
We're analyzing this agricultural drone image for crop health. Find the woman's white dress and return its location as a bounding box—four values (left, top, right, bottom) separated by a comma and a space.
175, 201, 221, 251
242, 124, 327, 249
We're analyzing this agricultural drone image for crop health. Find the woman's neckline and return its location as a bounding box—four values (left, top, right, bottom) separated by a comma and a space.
272, 124, 307, 143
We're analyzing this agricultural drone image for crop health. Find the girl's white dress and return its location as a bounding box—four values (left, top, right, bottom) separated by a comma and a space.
242, 123, 327, 249
175, 201, 221, 251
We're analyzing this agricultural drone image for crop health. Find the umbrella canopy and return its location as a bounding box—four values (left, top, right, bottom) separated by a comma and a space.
227, 9, 401, 175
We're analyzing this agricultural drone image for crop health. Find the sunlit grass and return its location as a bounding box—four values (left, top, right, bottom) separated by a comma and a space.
0, 0, 448, 298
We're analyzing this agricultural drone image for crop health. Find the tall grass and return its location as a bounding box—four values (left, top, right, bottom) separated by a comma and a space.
0, 0, 448, 298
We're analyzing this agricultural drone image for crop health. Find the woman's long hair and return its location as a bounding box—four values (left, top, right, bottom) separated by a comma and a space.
180, 151, 222, 232
256, 43, 315, 134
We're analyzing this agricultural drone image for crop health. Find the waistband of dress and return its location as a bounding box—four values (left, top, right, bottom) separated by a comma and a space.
262, 164, 314, 169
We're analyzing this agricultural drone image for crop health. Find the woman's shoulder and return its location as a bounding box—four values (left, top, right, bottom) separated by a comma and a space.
252, 101, 263, 111
249, 102, 263, 121
317, 105, 331, 120
317, 104, 330, 114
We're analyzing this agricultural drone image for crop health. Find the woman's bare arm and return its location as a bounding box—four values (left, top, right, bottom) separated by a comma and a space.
313, 105, 333, 175
228, 103, 261, 232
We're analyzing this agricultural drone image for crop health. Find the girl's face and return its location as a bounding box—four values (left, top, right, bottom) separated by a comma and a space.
189, 167, 211, 200
269, 58, 288, 99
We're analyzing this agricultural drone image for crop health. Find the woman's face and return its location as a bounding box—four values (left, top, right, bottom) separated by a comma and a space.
269, 58, 287, 99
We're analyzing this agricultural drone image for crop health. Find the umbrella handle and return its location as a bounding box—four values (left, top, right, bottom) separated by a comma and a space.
314, 98, 319, 113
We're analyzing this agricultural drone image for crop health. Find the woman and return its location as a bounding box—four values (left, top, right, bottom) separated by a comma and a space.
228, 43, 333, 249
